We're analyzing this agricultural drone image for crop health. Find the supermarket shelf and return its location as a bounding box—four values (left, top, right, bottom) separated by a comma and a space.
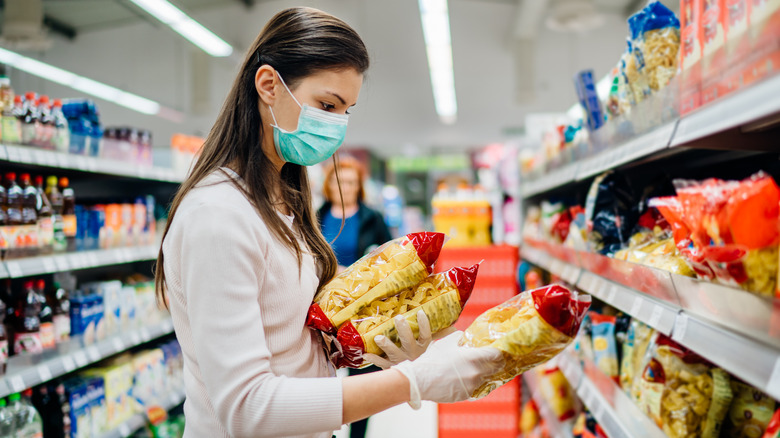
523, 372, 573, 438
99, 389, 186, 438
0, 318, 175, 399
672, 73, 780, 147
522, 164, 578, 198
0, 143, 184, 183
2, 246, 159, 279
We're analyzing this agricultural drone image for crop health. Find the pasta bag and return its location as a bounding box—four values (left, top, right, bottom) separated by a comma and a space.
334, 264, 479, 368
307, 232, 446, 334
461, 284, 591, 399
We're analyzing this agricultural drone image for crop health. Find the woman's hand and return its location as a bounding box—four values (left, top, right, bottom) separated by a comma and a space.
364, 310, 435, 369
392, 331, 504, 409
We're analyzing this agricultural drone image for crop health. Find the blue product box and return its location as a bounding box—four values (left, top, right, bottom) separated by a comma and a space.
64, 378, 91, 438
86, 377, 107, 436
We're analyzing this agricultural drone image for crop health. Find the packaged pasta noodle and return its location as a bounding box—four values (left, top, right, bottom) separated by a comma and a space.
333, 264, 479, 368
635, 335, 733, 438
307, 232, 446, 334
626, 321, 655, 398
520, 400, 541, 435
627, 2, 681, 98
723, 380, 776, 438
461, 284, 591, 398
590, 313, 619, 383
538, 365, 577, 421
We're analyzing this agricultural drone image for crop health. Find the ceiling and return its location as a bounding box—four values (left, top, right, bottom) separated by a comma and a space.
0, 0, 680, 156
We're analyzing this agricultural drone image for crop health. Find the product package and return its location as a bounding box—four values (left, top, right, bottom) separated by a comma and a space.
765, 408, 780, 438
585, 171, 638, 255
334, 264, 478, 368
538, 365, 578, 421
723, 380, 776, 437
461, 284, 590, 398
634, 1, 681, 93
307, 232, 446, 334
621, 319, 655, 395
590, 313, 619, 383
520, 400, 541, 435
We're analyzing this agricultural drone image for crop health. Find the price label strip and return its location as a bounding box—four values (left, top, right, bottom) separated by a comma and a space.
37, 365, 53, 383
130, 332, 142, 346
73, 351, 88, 367
41, 257, 56, 273
113, 337, 125, 353
9, 375, 25, 393
649, 305, 663, 328
672, 313, 689, 343
87, 346, 101, 362
6, 262, 22, 278
62, 356, 76, 373
606, 285, 618, 303
630, 297, 643, 316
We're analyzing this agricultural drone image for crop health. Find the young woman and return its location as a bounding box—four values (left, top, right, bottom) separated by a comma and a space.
156, 7, 503, 438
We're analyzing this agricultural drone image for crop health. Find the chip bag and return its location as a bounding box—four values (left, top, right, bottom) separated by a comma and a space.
723, 380, 776, 438
333, 264, 478, 368
307, 232, 446, 334
461, 284, 591, 398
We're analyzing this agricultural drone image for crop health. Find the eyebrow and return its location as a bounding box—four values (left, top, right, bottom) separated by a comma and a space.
325, 91, 355, 107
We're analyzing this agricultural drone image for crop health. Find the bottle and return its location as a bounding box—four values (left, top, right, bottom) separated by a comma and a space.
2, 280, 15, 357
20, 174, 39, 257
14, 281, 42, 355
0, 398, 13, 436
50, 100, 69, 154
0, 179, 7, 258
8, 392, 23, 433
36, 96, 54, 149
0, 72, 20, 145
0, 294, 6, 374
46, 177, 66, 253
35, 280, 55, 350
48, 282, 70, 343
5, 173, 23, 259
52, 383, 71, 438
34, 176, 53, 255
21, 92, 38, 146
59, 178, 76, 252
17, 389, 43, 438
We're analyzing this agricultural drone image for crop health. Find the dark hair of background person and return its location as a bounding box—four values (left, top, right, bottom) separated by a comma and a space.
155, 7, 370, 306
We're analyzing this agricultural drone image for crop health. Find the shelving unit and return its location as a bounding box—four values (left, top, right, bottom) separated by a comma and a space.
98, 389, 186, 438
0, 318, 174, 398
2, 245, 159, 279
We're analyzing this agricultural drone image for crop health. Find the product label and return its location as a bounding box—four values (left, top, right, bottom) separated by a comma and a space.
14, 331, 43, 355
1, 116, 20, 144
0, 339, 7, 366
63, 214, 77, 237
21, 123, 36, 145
6, 225, 21, 250
40, 322, 56, 349
53, 314, 71, 342
38, 216, 54, 247
0, 225, 8, 250
22, 224, 39, 250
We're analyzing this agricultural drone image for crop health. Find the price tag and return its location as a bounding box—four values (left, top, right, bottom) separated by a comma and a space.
130, 332, 141, 345
595, 401, 606, 419
0, 147, 7, 161
75, 157, 88, 170
62, 356, 76, 373
87, 346, 100, 362
18, 148, 32, 163
44, 152, 58, 167
767, 357, 780, 398
6, 147, 19, 162
140, 327, 151, 342
649, 305, 663, 327
630, 297, 643, 316
54, 256, 70, 272
37, 365, 53, 382
42, 257, 56, 273
606, 285, 618, 303
673, 313, 689, 343
86, 158, 98, 172
118, 422, 131, 437
56, 154, 69, 168
33, 150, 47, 165
10, 375, 25, 393
113, 338, 125, 352
77, 254, 89, 268
73, 351, 88, 367
6, 262, 22, 278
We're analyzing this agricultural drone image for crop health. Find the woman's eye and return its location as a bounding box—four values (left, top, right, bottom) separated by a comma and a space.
321, 102, 335, 111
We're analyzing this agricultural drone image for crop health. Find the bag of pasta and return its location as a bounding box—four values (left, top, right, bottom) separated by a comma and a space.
460, 284, 591, 398
334, 264, 479, 368
307, 232, 446, 334
627, 1, 680, 98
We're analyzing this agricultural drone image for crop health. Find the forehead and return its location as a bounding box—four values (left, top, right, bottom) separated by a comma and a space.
294, 68, 363, 104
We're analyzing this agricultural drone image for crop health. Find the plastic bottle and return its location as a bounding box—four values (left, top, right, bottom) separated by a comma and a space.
0, 180, 8, 258
21, 92, 39, 146
59, 178, 76, 252
20, 174, 39, 257
48, 281, 70, 343
33, 176, 53, 255
17, 389, 42, 438
2, 280, 15, 358
14, 281, 42, 355
0, 294, 7, 375
0, 72, 20, 145
35, 280, 55, 350
8, 392, 23, 433
0, 398, 13, 436
46, 177, 67, 253
36, 96, 54, 149
52, 382, 71, 438
5, 173, 23, 259
50, 100, 69, 154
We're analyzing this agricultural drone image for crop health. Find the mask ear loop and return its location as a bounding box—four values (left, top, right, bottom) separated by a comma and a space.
268, 70, 301, 128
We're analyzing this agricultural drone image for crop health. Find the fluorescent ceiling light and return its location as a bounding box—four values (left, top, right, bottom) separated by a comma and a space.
130, 0, 233, 57
419, 0, 457, 124
0, 47, 161, 115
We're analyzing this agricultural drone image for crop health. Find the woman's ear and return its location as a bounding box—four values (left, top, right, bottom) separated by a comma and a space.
255, 64, 278, 106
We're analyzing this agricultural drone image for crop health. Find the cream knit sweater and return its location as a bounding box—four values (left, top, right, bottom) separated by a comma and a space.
162, 169, 343, 438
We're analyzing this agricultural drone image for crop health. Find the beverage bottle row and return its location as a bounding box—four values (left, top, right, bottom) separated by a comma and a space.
0, 390, 45, 438
0, 75, 70, 153
0, 174, 75, 259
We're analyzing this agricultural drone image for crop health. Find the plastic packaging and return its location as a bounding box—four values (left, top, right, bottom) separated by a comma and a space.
590, 313, 619, 383
307, 232, 445, 334
461, 284, 591, 398
334, 264, 478, 368
538, 365, 577, 421
723, 380, 775, 437
585, 171, 638, 255
627, 1, 681, 100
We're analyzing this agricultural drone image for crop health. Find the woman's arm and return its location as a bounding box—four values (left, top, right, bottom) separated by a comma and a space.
342, 369, 410, 424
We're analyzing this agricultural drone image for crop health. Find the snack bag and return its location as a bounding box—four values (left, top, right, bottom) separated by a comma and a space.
520, 399, 541, 435
627, 2, 681, 99
585, 171, 638, 255
590, 313, 619, 383
307, 232, 446, 334
461, 284, 591, 398
538, 365, 577, 421
635, 335, 733, 438
334, 264, 478, 368
724, 380, 776, 437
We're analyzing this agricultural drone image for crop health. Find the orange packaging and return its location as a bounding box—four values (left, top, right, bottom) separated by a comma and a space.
700, 0, 727, 104
105, 204, 122, 248
680, 0, 703, 114
719, 0, 752, 97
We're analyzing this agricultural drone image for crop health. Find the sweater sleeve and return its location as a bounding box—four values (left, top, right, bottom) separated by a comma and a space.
174, 204, 344, 437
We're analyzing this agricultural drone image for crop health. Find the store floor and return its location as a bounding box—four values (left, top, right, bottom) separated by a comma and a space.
334, 401, 438, 438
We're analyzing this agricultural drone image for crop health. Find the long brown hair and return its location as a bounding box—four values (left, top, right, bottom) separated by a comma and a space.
155, 7, 369, 306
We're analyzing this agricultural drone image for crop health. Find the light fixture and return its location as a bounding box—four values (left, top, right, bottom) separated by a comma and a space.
0, 46, 161, 115
129, 0, 233, 57
418, 0, 457, 124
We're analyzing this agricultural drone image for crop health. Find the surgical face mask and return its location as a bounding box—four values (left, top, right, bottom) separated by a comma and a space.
268, 72, 349, 166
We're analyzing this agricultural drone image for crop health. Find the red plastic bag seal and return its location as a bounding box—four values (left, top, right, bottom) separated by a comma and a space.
445, 263, 480, 306
406, 232, 446, 272
530, 284, 591, 338
306, 303, 337, 335
334, 321, 366, 368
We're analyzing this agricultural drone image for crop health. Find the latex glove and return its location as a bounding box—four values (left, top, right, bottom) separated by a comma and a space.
364, 310, 432, 369
392, 331, 504, 409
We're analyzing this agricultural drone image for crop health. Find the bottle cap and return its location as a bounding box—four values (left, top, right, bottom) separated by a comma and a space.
36, 279, 45, 290
22, 388, 32, 397
8, 393, 20, 401
38, 95, 50, 105
13, 96, 22, 103
59, 177, 69, 187
53, 99, 63, 107
34, 175, 43, 186
24, 91, 36, 101
20, 173, 30, 183
23, 280, 33, 290
5, 172, 15, 181
47, 176, 58, 187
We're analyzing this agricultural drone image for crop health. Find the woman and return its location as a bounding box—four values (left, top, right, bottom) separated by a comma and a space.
318, 156, 391, 438
155, 8, 503, 438
318, 155, 391, 271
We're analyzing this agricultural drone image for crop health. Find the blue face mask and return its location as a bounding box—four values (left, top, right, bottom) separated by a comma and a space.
268, 72, 349, 166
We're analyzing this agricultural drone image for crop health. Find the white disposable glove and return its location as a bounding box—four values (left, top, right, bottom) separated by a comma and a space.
392, 331, 504, 409
364, 310, 433, 369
